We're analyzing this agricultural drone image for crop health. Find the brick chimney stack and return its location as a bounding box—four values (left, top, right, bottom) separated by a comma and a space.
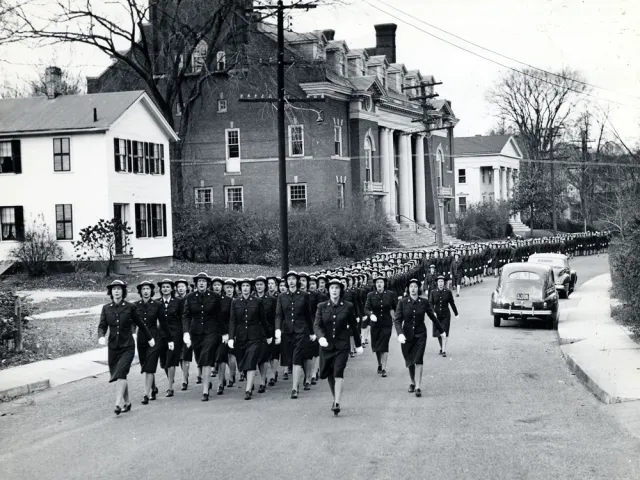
374, 23, 397, 63
45, 66, 62, 99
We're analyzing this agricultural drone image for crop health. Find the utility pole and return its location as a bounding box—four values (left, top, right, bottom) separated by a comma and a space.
549, 126, 563, 235
243, 1, 319, 276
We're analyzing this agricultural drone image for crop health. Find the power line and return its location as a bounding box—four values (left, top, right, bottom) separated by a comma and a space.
360, 0, 639, 110
371, 0, 640, 102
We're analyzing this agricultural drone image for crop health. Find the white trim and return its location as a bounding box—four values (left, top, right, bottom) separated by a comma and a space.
334, 125, 342, 157
287, 183, 307, 210
225, 128, 241, 173
288, 124, 305, 157
110, 92, 179, 141
224, 185, 244, 211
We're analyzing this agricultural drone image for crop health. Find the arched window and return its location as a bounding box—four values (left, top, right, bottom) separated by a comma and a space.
364, 137, 372, 182
191, 40, 208, 74
436, 146, 444, 187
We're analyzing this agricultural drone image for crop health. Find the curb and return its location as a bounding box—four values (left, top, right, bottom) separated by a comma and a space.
0, 379, 50, 401
560, 347, 619, 404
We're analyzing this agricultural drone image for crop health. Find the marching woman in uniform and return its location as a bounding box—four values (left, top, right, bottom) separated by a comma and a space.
266, 276, 281, 385
222, 279, 238, 388
98, 280, 154, 415
394, 278, 445, 397
429, 275, 459, 357
364, 274, 396, 377
182, 272, 227, 402
175, 279, 193, 391
253, 276, 276, 391
228, 279, 273, 400
157, 279, 182, 397
211, 277, 230, 394
134, 280, 169, 405
450, 252, 463, 297
314, 279, 363, 415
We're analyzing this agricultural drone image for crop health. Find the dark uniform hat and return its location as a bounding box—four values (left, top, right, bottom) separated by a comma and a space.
210, 276, 224, 285
327, 278, 345, 294
136, 279, 155, 292
253, 275, 267, 285
407, 278, 421, 287
437, 275, 445, 281
106, 279, 127, 294
298, 271, 310, 280
429, 264, 436, 269
192, 272, 211, 283
372, 273, 387, 284
156, 278, 175, 289
238, 278, 253, 286
285, 270, 299, 279
224, 278, 236, 286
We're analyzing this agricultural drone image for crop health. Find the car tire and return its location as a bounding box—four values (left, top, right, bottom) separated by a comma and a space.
548, 313, 558, 330
493, 315, 501, 327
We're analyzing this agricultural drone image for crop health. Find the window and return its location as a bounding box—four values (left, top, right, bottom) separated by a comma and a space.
334, 126, 342, 156
509, 271, 541, 281
151, 204, 165, 237
488, 169, 493, 184
364, 137, 372, 182
133, 141, 145, 173
289, 184, 307, 210
195, 187, 213, 209
135, 203, 149, 238
337, 183, 345, 209
53, 138, 70, 172
135, 203, 167, 238
0, 140, 21, 174
150, 143, 160, 174
0, 206, 23, 241
289, 125, 304, 156
225, 186, 243, 211
226, 129, 240, 160
458, 168, 466, 184
218, 99, 228, 113
114, 138, 127, 172
55, 204, 73, 240
458, 197, 467, 214
191, 40, 207, 74
436, 149, 443, 187
216, 51, 226, 71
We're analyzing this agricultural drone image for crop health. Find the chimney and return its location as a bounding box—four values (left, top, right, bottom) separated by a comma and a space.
45, 66, 62, 99
374, 23, 397, 63
323, 29, 335, 41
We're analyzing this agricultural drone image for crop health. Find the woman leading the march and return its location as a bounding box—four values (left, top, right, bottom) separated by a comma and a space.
314, 279, 363, 415
98, 280, 154, 415
364, 274, 396, 377
393, 278, 446, 397
157, 279, 183, 398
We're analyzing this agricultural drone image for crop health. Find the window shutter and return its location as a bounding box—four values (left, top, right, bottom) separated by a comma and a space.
134, 203, 142, 238
11, 139, 21, 174
14, 206, 24, 241
132, 142, 139, 173
160, 144, 165, 175
162, 204, 167, 237
114, 138, 121, 172
146, 143, 153, 174
143, 143, 149, 174
147, 204, 153, 237
126, 140, 133, 172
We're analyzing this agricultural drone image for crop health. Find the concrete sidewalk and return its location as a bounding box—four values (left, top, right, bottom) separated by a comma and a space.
558, 273, 640, 404
0, 346, 138, 400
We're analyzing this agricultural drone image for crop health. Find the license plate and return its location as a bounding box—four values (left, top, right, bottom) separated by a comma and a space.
516, 293, 529, 300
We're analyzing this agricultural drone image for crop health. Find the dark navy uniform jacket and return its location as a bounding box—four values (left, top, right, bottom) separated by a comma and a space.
181, 290, 225, 336
393, 296, 442, 341
364, 290, 396, 328
159, 296, 183, 338
98, 301, 152, 348
428, 288, 458, 320
275, 290, 313, 335
314, 300, 361, 351
135, 299, 169, 343
229, 295, 271, 342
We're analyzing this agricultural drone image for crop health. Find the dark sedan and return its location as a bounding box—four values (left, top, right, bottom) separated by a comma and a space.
527, 253, 577, 298
491, 263, 560, 329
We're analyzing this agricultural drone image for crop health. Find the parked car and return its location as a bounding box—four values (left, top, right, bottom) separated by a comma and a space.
491, 263, 560, 329
527, 253, 577, 298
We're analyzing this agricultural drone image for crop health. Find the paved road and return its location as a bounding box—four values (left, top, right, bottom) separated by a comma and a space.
2, 255, 639, 480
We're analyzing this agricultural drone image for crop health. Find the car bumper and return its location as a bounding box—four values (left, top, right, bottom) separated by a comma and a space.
555, 284, 565, 290
492, 308, 553, 316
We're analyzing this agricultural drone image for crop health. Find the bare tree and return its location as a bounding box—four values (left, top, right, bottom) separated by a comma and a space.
487, 68, 588, 234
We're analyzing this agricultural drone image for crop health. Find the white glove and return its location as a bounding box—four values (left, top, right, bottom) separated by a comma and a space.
267, 337, 273, 345
275, 337, 281, 345
228, 339, 235, 349
356, 346, 364, 355
222, 334, 229, 344
183, 332, 191, 347
398, 333, 407, 344
456, 315, 460, 320
310, 334, 317, 342
440, 332, 447, 338
356, 317, 360, 323
148, 338, 155, 347
133, 333, 137, 342
275, 329, 282, 340
168, 342, 174, 351
369, 314, 377, 323
318, 337, 329, 348
98, 336, 106, 346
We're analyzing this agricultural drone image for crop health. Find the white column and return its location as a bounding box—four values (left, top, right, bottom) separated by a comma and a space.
414, 134, 427, 224
380, 127, 392, 216
506, 168, 512, 199
493, 166, 500, 202
398, 133, 414, 223
388, 130, 397, 218
501, 167, 507, 201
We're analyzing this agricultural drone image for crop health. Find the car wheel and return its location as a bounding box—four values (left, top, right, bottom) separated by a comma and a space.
493, 315, 501, 327
548, 313, 558, 330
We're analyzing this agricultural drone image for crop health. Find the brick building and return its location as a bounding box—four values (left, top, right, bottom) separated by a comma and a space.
88, 2, 459, 226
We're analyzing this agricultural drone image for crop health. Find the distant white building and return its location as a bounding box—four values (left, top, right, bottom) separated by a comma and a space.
0, 73, 178, 269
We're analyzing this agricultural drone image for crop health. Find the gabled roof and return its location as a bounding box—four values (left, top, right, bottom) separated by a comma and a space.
388, 63, 407, 74
326, 40, 349, 53
0, 91, 178, 140
346, 48, 369, 59
366, 55, 389, 67
455, 135, 518, 156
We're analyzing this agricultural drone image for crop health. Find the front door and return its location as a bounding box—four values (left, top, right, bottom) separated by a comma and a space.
113, 204, 125, 255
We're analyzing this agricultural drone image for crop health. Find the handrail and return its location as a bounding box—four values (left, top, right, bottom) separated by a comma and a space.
395, 215, 437, 242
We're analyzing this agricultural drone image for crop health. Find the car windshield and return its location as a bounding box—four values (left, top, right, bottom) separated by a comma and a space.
508, 271, 542, 281
502, 280, 544, 298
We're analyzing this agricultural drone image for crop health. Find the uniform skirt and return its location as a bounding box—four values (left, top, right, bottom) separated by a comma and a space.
191, 333, 221, 368
181, 342, 194, 363
160, 335, 183, 370
280, 333, 308, 367
268, 340, 280, 361
401, 334, 427, 367
108, 345, 135, 382
319, 346, 350, 379
138, 338, 163, 374
370, 325, 392, 353
215, 342, 229, 364
235, 339, 268, 372
433, 316, 451, 337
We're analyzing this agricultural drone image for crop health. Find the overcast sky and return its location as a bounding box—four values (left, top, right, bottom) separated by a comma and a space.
2, 0, 639, 144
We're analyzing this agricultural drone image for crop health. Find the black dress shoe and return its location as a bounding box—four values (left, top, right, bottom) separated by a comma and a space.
415, 388, 422, 397
201, 393, 209, 402
291, 389, 298, 399
258, 384, 266, 394
268, 378, 275, 386
212, 370, 217, 377
283, 372, 289, 381
244, 391, 252, 400
181, 382, 188, 391
217, 385, 224, 395
122, 404, 131, 413
150, 390, 157, 401
114, 406, 122, 415
310, 377, 317, 385
227, 380, 235, 388
196, 376, 202, 385
141, 395, 149, 405
239, 373, 245, 382
442, 352, 447, 358
377, 365, 382, 374
166, 389, 174, 398
332, 403, 341, 416
408, 384, 415, 393
274, 371, 278, 382
381, 370, 387, 377
303, 382, 311, 391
